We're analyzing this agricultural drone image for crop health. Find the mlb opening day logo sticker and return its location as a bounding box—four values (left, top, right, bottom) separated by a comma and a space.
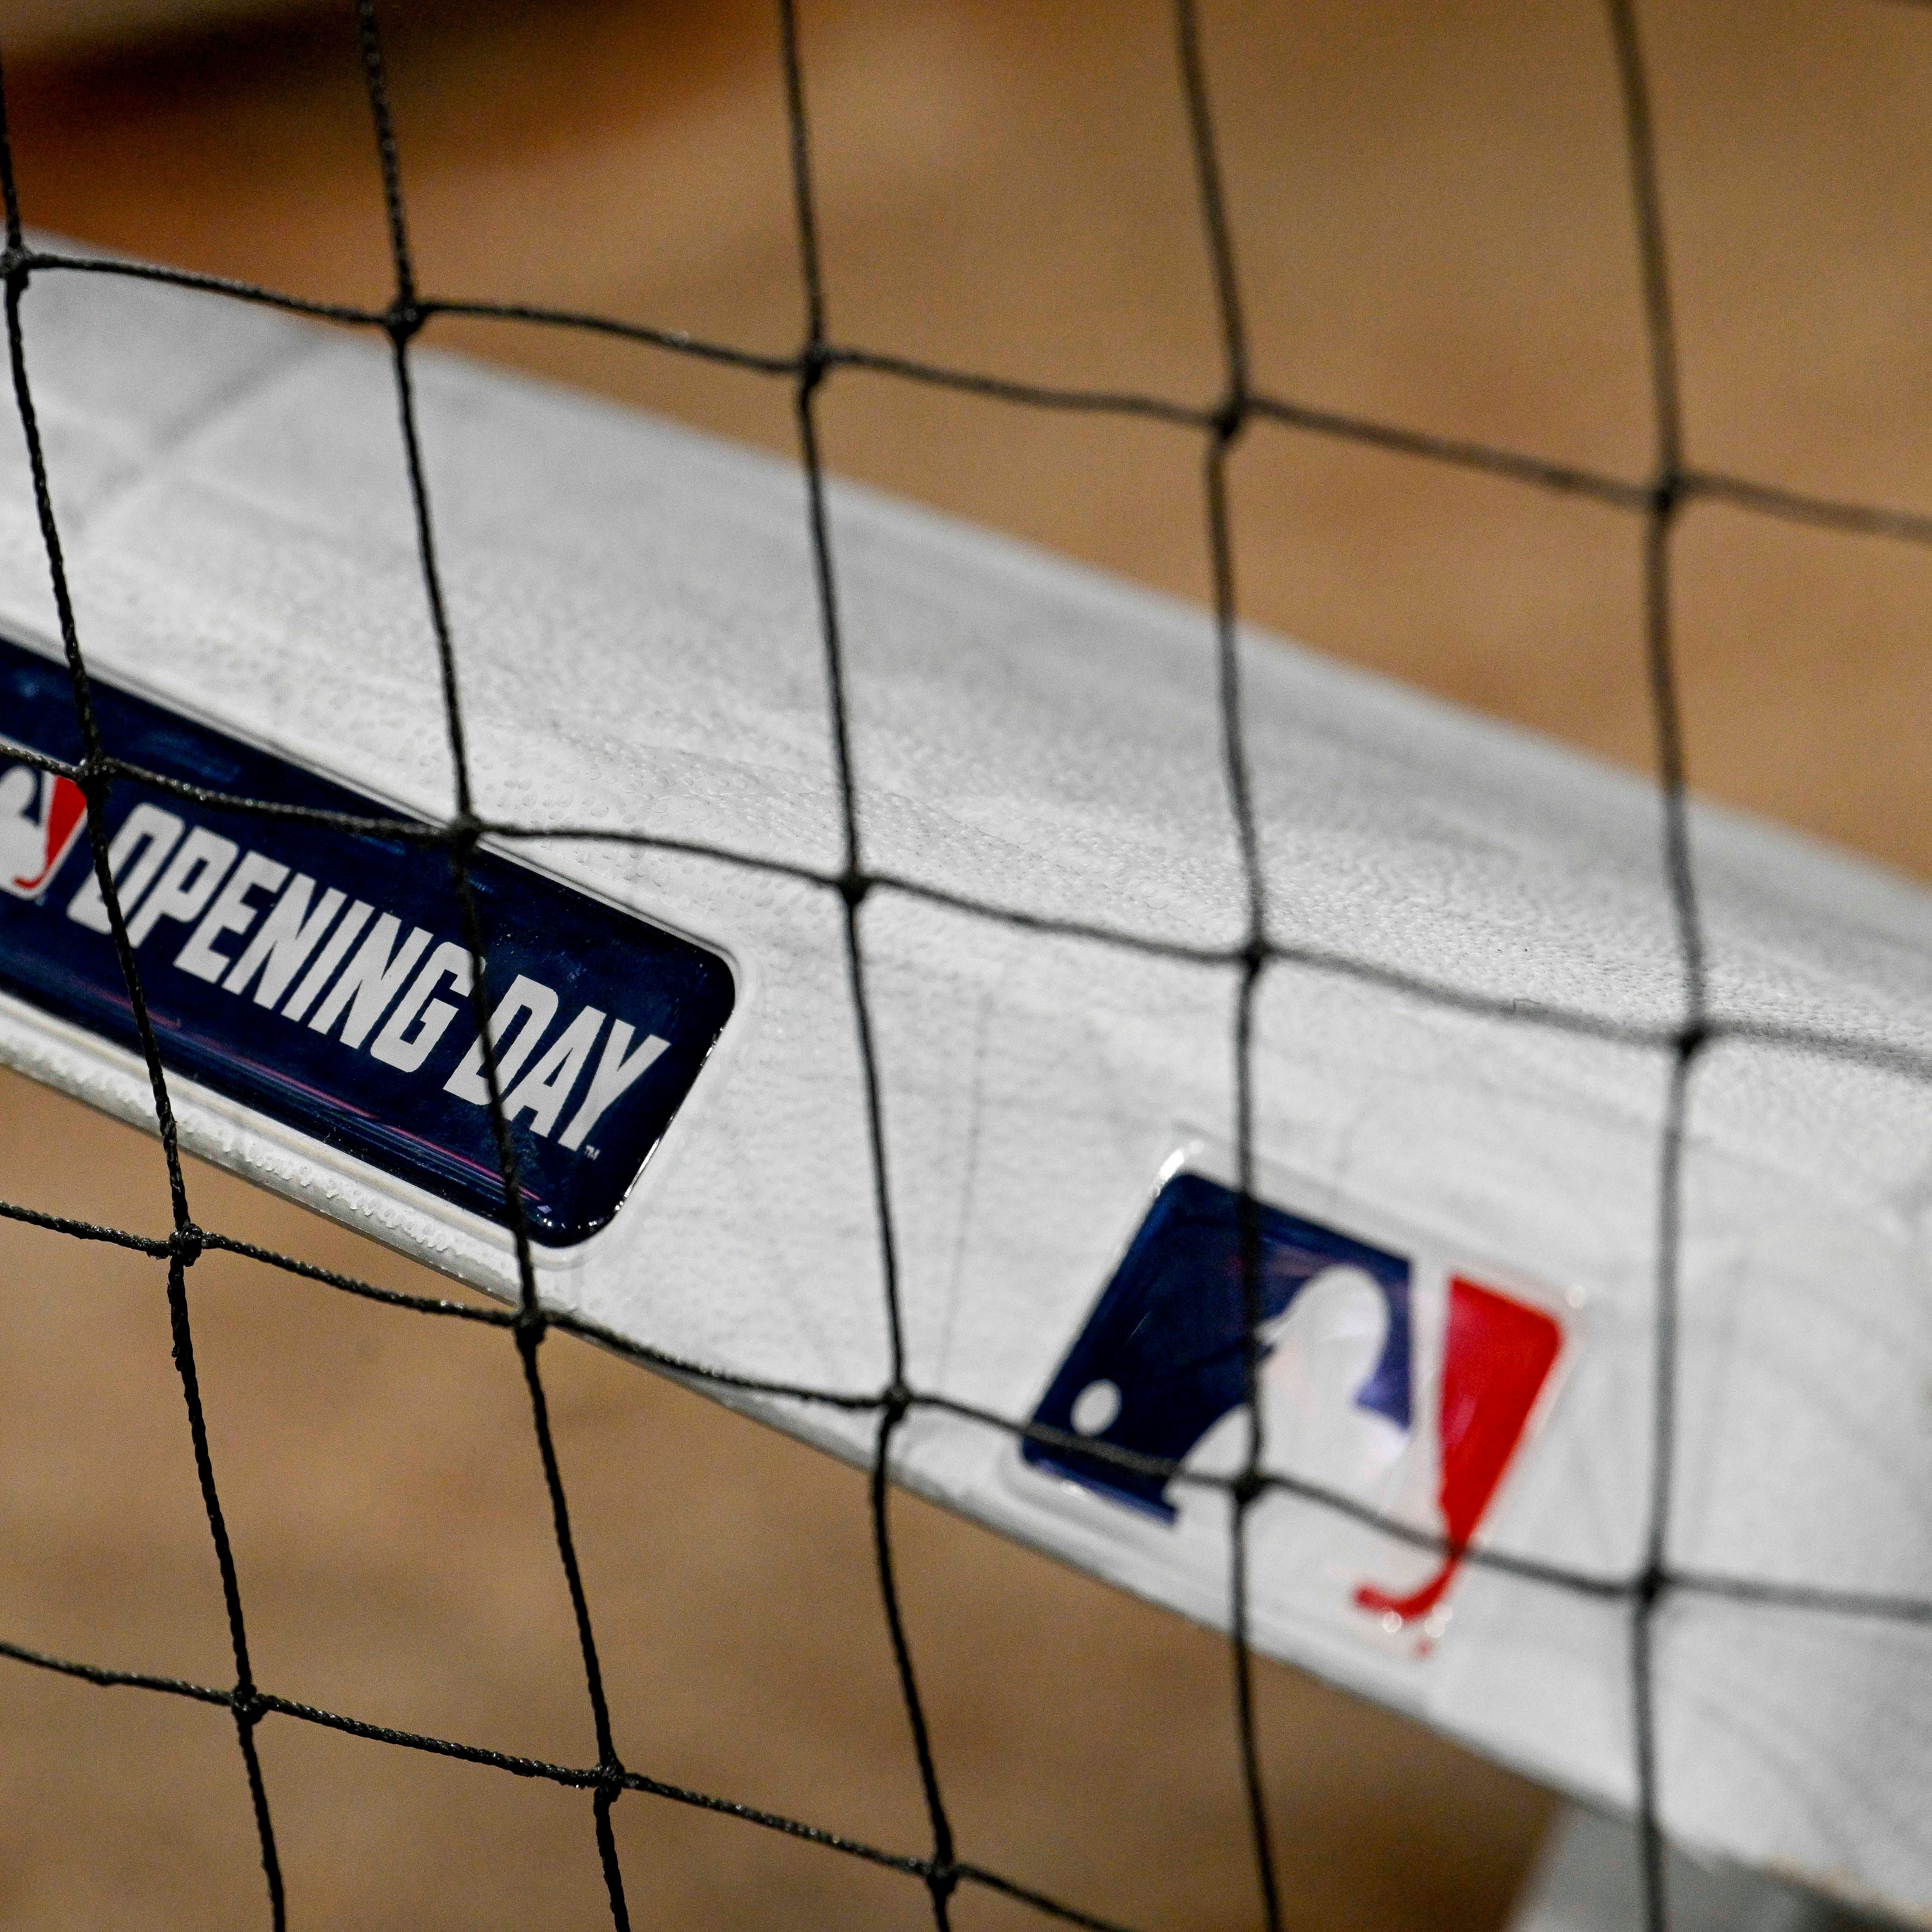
0, 634, 734, 1249
1023, 1166, 1570, 1654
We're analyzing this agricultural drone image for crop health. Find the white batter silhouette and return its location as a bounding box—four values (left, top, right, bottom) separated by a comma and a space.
1171, 1263, 1408, 1539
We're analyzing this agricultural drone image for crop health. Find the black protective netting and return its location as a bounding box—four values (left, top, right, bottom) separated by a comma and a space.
0, 4, 1929, 1930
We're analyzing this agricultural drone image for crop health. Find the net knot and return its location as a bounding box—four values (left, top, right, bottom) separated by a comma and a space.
0, 244, 29, 289
169, 1222, 206, 1267
839, 870, 872, 911
797, 344, 831, 397
230, 1683, 266, 1730
1676, 1020, 1709, 1061
1649, 472, 1683, 518
77, 755, 114, 808
1635, 1563, 1669, 1611
882, 1382, 912, 1429
1232, 1468, 1266, 1510
1211, 394, 1250, 445
384, 297, 425, 345
443, 812, 483, 855
513, 1306, 548, 1349
926, 1861, 960, 1906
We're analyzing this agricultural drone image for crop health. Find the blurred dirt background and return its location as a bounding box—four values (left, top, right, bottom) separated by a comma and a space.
1, 0, 1930, 1927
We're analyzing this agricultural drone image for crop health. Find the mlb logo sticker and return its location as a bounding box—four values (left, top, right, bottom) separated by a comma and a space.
1023, 1168, 1567, 1650
0, 761, 87, 901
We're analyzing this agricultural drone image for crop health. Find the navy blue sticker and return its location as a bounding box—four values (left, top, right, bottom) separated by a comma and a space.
0, 633, 733, 1248
1024, 1172, 1411, 1520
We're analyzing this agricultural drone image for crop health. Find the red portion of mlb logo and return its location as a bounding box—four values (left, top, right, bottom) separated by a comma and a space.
1354, 1275, 1562, 1627
0, 763, 88, 900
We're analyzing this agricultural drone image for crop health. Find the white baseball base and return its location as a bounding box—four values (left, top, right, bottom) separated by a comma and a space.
1, 250, 1926, 1921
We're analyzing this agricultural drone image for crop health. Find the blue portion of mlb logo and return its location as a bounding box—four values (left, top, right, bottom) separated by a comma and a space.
0, 633, 734, 1248
1024, 1171, 1412, 1520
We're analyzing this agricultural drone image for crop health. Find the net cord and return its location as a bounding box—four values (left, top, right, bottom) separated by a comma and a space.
0, 4, 1924, 1927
